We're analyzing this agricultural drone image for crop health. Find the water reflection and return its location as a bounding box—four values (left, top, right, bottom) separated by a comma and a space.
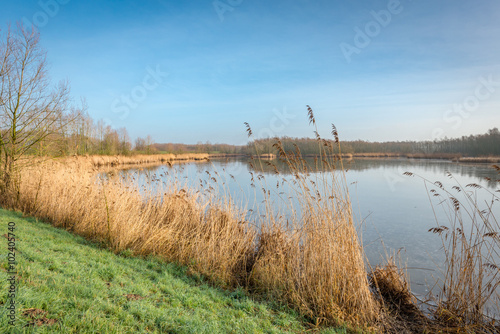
247, 157, 499, 187
115, 158, 499, 302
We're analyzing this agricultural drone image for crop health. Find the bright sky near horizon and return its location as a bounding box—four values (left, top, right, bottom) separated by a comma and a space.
2, 0, 499, 145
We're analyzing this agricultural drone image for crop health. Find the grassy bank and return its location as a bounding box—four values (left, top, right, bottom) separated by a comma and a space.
4, 145, 377, 331
0, 209, 348, 333
2, 133, 498, 332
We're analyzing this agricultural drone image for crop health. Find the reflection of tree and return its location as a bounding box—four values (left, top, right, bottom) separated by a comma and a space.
248, 157, 499, 189
112, 156, 499, 192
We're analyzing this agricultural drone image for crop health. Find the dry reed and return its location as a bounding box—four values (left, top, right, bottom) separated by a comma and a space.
73, 153, 210, 168
3, 112, 380, 330
8, 108, 498, 332
247, 108, 378, 327
13, 159, 255, 289
403, 169, 500, 332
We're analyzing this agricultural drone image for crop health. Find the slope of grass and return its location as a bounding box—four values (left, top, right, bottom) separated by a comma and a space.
0, 209, 346, 334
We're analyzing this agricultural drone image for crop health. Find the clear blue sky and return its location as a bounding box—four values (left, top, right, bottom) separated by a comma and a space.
2, 0, 499, 144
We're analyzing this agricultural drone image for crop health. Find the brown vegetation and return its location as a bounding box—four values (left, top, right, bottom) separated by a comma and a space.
1, 107, 498, 332
4, 125, 379, 330
77, 153, 209, 168
352, 153, 402, 158
13, 159, 254, 289
406, 153, 462, 160
457, 157, 500, 163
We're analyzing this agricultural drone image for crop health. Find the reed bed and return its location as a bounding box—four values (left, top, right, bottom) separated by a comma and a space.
242, 110, 379, 327
406, 153, 462, 160
2, 115, 380, 330
14, 159, 254, 289
457, 157, 500, 163
60, 153, 210, 169
352, 153, 402, 158
4, 108, 498, 332
8, 158, 377, 329
403, 167, 500, 332
249, 151, 377, 325
10, 157, 377, 328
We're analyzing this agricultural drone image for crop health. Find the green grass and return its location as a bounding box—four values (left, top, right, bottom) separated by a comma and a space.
0, 209, 347, 333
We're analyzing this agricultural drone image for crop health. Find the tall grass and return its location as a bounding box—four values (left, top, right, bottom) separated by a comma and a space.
1, 110, 379, 330
404, 167, 500, 331
247, 109, 377, 325
71, 153, 210, 168
9, 108, 499, 331
13, 160, 255, 289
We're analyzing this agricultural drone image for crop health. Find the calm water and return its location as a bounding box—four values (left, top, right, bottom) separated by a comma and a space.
116, 158, 500, 304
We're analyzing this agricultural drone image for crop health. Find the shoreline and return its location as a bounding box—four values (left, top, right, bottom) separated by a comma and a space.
57, 153, 210, 168
54, 153, 500, 171
5, 152, 498, 332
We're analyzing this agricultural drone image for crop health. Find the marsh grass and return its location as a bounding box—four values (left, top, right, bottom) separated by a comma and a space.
0, 209, 327, 334
69, 153, 210, 168
403, 167, 500, 332
5, 106, 498, 332
246, 109, 378, 326
13, 160, 255, 290
0, 108, 379, 331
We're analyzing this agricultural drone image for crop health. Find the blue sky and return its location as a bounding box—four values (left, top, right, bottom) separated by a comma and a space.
2, 0, 499, 144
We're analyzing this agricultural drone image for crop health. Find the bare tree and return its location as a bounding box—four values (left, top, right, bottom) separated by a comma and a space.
0, 24, 76, 197
145, 135, 156, 154
134, 137, 146, 152
117, 127, 131, 154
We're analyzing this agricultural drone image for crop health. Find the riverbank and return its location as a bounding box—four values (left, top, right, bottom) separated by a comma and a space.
348, 153, 500, 162
0, 209, 337, 333
3, 154, 378, 331
288, 152, 500, 162
455, 156, 500, 163
64, 153, 210, 168
52, 153, 500, 172
2, 154, 498, 332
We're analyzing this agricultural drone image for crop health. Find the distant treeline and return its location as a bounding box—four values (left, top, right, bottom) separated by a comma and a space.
154, 142, 246, 155
33, 111, 158, 156
153, 128, 500, 157
40, 112, 499, 157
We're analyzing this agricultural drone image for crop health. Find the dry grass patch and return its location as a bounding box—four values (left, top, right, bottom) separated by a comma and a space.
13, 159, 254, 290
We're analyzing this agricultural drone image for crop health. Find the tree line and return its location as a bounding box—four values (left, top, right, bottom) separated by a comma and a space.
41, 109, 157, 156
151, 128, 500, 157
246, 128, 500, 157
